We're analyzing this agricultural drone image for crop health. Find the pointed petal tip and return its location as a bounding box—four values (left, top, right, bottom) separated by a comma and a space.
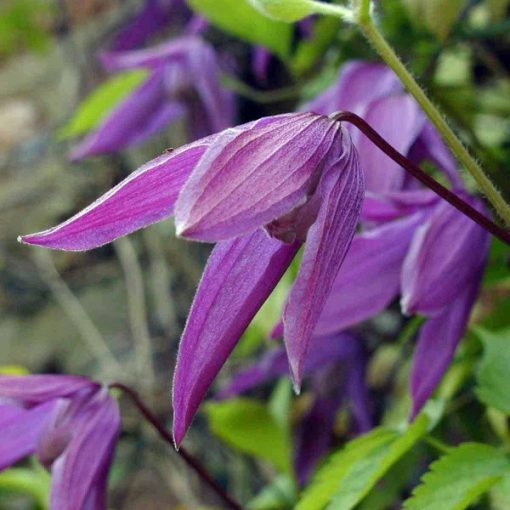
293, 381, 302, 396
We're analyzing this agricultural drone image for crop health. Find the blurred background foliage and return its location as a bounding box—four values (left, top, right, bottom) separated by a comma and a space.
0, 0, 509, 509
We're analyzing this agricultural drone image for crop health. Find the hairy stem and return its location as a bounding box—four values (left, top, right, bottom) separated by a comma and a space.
333, 112, 510, 246
110, 383, 244, 510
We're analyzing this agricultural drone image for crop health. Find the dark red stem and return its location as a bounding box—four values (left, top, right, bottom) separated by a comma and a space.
333, 111, 510, 246
110, 383, 244, 510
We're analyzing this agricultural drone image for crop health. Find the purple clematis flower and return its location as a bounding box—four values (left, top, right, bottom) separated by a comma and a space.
217, 332, 372, 484
110, 0, 191, 52
71, 36, 235, 159
303, 60, 463, 193
0, 375, 120, 509
20, 112, 365, 444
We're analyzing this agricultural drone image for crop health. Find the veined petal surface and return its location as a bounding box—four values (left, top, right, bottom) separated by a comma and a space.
172, 228, 299, 445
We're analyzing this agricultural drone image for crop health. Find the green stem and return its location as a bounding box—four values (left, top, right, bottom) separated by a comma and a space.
323, 1, 510, 226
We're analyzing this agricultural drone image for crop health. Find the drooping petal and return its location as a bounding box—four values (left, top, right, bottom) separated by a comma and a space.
185, 39, 236, 135
283, 135, 365, 388
217, 333, 357, 399
410, 275, 482, 418
314, 212, 424, 336
0, 375, 95, 405
0, 401, 58, 471
354, 94, 425, 193
20, 139, 212, 250
303, 61, 402, 116
172, 229, 299, 445
401, 196, 490, 316
175, 113, 341, 242
50, 390, 120, 510
70, 69, 185, 159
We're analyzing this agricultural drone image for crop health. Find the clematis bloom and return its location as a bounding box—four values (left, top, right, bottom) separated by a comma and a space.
0, 375, 120, 510
71, 36, 235, 159
20, 112, 365, 444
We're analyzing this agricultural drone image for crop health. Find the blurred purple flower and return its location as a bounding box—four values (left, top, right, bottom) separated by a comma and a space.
217, 333, 372, 484
21, 112, 365, 444
110, 0, 191, 52
0, 375, 120, 510
303, 60, 463, 193
71, 36, 235, 159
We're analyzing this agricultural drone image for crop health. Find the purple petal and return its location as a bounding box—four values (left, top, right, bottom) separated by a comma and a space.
347, 346, 372, 433
401, 196, 490, 316
283, 135, 365, 388
110, 0, 178, 52
354, 94, 425, 193
252, 46, 272, 83
410, 276, 482, 418
172, 229, 299, 445
361, 189, 438, 222
303, 61, 402, 116
70, 69, 185, 159
217, 332, 357, 399
20, 139, 212, 250
314, 212, 424, 336
100, 36, 199, 72
0, 375, 95, 405
175, 113, 341, 241
184, 39, 236, 136
0, 401, 58, 471
50, 390, 120, 510
408, 122, 464, 190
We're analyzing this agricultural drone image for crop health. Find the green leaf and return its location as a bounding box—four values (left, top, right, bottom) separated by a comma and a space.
248, 475, 297, 510
404, 0, 466, 41
186, 0, 292, 58
475, 327, 510, 414
297, 414, 429, 510
0, 467, 51, 508
487, 0, 510, 20
59, 69, 148, 139
206, 398, 293, 474
247, 0, 316, 22
404, 443, 509, 510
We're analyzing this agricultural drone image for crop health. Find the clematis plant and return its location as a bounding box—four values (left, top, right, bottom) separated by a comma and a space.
0, 375, 120, 510
19, 107, 509, 449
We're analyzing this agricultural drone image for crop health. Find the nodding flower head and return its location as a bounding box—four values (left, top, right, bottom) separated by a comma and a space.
20, 112, 365, 445
0, 375, 120, 510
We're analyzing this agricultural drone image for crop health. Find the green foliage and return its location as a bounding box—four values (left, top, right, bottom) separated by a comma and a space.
186, 0, 292, 57
297, 414, 429, 510
247, 0, 316, 22
0, 467, 51, 508
0, 0, 53, 58
403, 443, 510, 509
403, 0, 466, 41
206, 398, 293, 474
475, 327, 510, 414
59, 70, 148, 139
248, 475, 297, 510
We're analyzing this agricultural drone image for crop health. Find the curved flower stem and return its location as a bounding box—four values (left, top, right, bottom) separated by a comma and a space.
333, 111, 510, 246
324, 0, 510, 225
110, 383, 244, 510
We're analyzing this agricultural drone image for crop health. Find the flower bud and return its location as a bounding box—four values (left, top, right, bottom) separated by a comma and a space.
247, 0, 315, 22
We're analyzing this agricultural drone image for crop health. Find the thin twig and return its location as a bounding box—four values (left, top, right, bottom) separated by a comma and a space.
114, 238, 156, 391
110, 383, 244, 510
33, 249, 123, 376
333, 111, 510, 246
